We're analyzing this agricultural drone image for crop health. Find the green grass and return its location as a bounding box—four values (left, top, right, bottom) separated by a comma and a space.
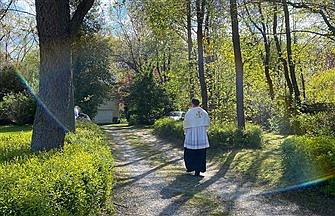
0, 125, 32, 163
0, 122, 114, 215
0, 124, 32, 134
227, 133, 286, 186
188, 193, 229, 216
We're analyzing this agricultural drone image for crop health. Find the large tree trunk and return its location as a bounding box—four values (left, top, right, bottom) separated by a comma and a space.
230, 0, 245, 129
273, 2, 293, 104
196, 0, 208, 111
32, 1, 72, 152
282, 0, 301, 106
31, 0, 94, 152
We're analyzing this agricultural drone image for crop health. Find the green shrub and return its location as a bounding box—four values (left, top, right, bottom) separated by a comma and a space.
124, 69, 175, 125
0, 65, 25, 99
281, 135, 335, 195
269, 112, 293, 135
269, 104, 335, 136
0, 92, 36, 125
153, 118, 184, 141
153, 118, 263, 149
209, 123, 263, 149
0, 121, 114, 215
292, 111, 335, 136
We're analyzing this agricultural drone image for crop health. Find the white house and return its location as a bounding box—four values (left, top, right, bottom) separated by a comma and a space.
94, 99, 119, 124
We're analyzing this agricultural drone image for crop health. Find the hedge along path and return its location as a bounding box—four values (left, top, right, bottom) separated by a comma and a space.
102, 125, 330, 216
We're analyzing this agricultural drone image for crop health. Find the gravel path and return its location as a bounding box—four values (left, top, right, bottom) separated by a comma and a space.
102, 125, 334, 216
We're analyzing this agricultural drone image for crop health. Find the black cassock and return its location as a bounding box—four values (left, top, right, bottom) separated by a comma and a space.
184, 147, 207, 173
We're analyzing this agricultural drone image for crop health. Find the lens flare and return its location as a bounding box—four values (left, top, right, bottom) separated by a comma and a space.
17, 72, 69, 133
259, 174, 335, 196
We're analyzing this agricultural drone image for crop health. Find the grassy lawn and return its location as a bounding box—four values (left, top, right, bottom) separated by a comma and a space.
0, 124, 32, 162
0, 124, 32, 134
228, 133, 287, 187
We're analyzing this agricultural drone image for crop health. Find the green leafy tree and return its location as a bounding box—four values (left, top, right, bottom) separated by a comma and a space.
124, 68, 175, 125
0, 65, 25, 99
72, 35, 115, 117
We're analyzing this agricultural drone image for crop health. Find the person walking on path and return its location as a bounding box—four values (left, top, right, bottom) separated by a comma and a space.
183, 98, 210, 177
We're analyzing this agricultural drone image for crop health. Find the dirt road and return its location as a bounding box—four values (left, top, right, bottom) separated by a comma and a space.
103, 125, 334, 216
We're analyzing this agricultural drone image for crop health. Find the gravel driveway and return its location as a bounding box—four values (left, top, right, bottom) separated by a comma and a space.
102, 125, 334, 216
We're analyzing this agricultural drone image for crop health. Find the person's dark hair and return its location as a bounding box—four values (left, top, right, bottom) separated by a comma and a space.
191, 98, 200, 106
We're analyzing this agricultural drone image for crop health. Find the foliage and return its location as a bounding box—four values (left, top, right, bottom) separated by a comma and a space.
0, 91, 36, 125
18, 49, 40, 93
208, 123, 263, 149
73, 35, 116, 117
0, 121, 114, 215
153, 118, 184, 141
125, 70, 175, 125
306, 69, 335, 103
281, 135, 335, 195
0, 65, 26, 99
153, 118, 263, 149
269, 98, 335, 136
292, 111, 335, 136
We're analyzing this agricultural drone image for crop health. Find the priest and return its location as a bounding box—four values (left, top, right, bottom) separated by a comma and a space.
183, 98, 210, 177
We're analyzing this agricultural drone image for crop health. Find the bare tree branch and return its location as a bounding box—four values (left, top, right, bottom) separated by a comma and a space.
292, 29, 335, 41
0, 8, 35, 17
0, 0, 13, 21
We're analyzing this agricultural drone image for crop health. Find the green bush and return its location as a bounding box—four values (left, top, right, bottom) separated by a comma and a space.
292, 111, 335, 136
0, 121, 114, 215
269, 112, 293, 135
270, 110, 335, 136
209, 123, 263, 149
281, 135, 335, 195
153, 118, 263, 149
153, 118, 184, 141
0, 65, 26, 99
0, 92, 36, 125
124, 69, 175, 125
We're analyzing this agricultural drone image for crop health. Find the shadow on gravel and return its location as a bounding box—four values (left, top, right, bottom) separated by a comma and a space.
271, 187, 335, 216
114, 146, 176, 168
158, 150, 238, 216
114, 157, 183, 189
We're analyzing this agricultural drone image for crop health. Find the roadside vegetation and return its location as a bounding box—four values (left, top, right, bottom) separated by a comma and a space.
0, 121, 114, 215
153, 118, 335, 196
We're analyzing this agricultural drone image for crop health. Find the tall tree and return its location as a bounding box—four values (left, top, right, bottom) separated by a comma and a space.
244, 1, 274, 100
230, 0, 245, 129
187, 0, 195, 99
282, 0, 300, 106
273, 1, 293, 104
31, 0, 94, 152
196, 0, 208, 110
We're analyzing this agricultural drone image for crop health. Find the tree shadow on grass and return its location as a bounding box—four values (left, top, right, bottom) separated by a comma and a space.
158, 150, 238, 216
0, 124, 32, 133
0, 147, 32, 164
235, 135, 335, 216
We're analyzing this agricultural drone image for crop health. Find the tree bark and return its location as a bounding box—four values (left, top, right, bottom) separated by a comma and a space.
258, 3, 274, 100
230, 0, 245, 129
244, 1, 274, 100
187, 0, 195, 99
282, 0, 300, 106
31, 0, 94, 152
196, 0, 208, 111
273, 2, 293, 103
